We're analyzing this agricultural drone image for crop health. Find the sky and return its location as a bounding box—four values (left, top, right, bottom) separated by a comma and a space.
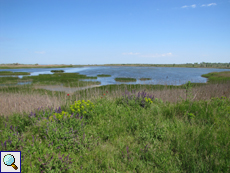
0, 0, 230, 65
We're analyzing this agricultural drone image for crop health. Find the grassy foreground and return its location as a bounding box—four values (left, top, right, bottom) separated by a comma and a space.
0, 71, 230, 172
1, 88, 230, 172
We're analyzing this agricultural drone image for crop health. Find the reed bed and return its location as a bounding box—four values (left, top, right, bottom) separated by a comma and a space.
1, 81, 230, 117
0, 92, 65, 117
71, 81, 230, 104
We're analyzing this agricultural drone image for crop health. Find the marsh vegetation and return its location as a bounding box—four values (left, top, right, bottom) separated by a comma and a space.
97, 74, 111, 77
51, 70, 64, 73
140, 78, 151, 81
0, 72, 100, 87
0, 71, 230, 172
115, 77, 137, 82
0, 71, 30, 75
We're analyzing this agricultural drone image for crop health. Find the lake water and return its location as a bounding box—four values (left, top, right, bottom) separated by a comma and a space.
0, 66, 230, 86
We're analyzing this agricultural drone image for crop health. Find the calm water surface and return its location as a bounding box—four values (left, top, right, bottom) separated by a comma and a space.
0, 66, 230, 86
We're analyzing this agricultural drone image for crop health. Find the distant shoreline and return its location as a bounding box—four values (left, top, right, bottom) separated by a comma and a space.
0, 63, 230, 69
0, 64, 82, 69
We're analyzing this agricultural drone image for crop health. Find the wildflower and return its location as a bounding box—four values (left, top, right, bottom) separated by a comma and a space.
67, 94, 69, 96
106, 91, 108, 93
101, 97, 103, 98
103, 94, 105, 95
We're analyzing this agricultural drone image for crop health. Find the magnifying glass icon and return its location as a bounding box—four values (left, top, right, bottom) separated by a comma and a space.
3, 154, 18, 170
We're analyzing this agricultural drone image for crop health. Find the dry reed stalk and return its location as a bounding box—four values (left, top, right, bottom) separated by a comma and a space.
1, 82, 229, 117
77, 82, 230, 103
0, 92, 65, 117
191, 83, 230, 101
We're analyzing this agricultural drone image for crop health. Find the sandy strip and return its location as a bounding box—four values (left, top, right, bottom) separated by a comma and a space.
33, 84, 102, 93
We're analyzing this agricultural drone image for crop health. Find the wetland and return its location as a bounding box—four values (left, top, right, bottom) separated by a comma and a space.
0, 65, 230, 172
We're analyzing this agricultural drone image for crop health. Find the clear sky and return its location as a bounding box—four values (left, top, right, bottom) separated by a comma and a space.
0, 0, 230, 65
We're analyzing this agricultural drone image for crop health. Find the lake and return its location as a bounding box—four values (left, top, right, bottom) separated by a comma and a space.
0, 66, 230, 86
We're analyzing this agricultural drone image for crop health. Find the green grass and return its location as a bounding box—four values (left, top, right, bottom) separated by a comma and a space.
0, 77, 20, 84
140, 78, 151, 81
0, 71, 30, 75
97, 74, 111, 77
1, 91, 230, 172
0, 73, 101, 87
0, 77, 32, 84
23, 73, 100, 87
202, 71, 230, 83
115, 77, 137, 82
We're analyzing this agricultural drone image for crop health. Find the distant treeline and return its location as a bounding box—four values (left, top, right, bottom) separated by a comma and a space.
102, 62, 230, 68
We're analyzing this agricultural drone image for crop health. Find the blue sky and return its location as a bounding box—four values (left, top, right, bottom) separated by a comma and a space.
0, 0, 230, 65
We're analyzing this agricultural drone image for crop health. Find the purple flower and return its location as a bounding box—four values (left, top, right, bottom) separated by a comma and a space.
65, 154, 70, 161
57, 107, 62, 113
4, 141, 6, 149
